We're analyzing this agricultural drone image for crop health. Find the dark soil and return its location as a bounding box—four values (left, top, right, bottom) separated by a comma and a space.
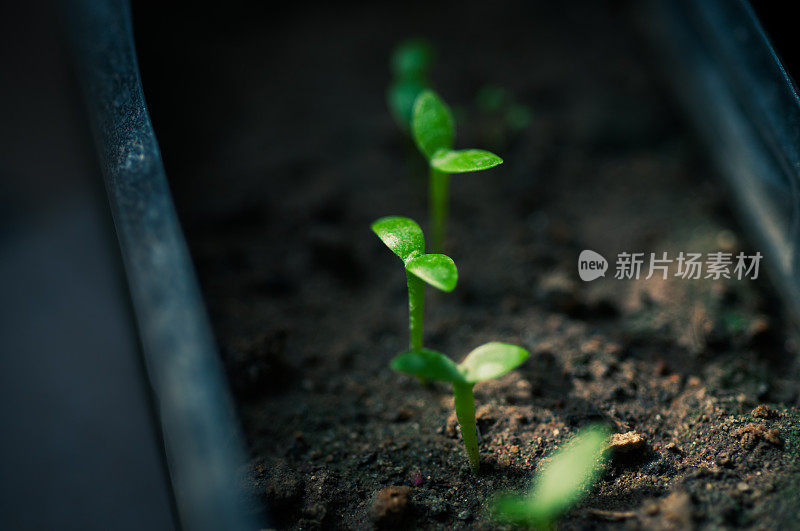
135, 1, 800, 529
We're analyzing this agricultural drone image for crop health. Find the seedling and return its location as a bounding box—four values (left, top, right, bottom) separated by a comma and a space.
391, 38, 434, 80
371, 216, 457, 353
490, 424, 610, 529
412, 90, 504, 251
475, 84, 532, 149
387, 38, 434, 129
391, 342, 529, 472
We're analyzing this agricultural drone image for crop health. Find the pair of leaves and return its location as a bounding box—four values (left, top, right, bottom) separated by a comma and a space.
491, 425, 610, 527
371, 216, 457, 292
412, 91, 504, 173
391, 342, 529, 385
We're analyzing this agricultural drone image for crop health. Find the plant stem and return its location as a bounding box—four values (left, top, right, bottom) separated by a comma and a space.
429, 167, 449, 253
453, 381, 479, 472
406, 269, 424, 352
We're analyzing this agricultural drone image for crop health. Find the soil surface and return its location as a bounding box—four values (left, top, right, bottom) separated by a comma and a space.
136, 1, 800, 529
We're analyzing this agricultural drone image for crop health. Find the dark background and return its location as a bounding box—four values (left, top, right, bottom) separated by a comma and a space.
0, 0, 796, 528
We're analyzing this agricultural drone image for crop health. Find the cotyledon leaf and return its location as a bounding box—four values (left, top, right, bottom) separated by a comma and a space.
459, 342, 529, 383
412, 90, 455, 160
526, 424, 609, 523
491, 425, 610, 526
430, 148, 503, 174
391, 348, 466, 384
405, 253, 457, 292
371, 216, 425, 262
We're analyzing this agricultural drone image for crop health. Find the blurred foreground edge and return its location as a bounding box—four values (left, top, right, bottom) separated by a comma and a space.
64, 0, 264, 529
644, 0, 800, 326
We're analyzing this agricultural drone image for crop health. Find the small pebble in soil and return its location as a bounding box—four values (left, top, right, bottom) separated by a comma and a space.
662, 492, 693, 527
607, 431, 647, 458
751, 404, 778, 419
393, 406, 414, 422
716, 452, 733, 468
716, 229, 738, 252
538, 271, 581, 315
733, 423, 784, 450
664, 442, 681, 454
302, 502, 327, 524
746, 316, 772, 344
764, 429, 783, 446
372, 486, 412, 527
642, 498, 660, 516
640, 489, 694, 529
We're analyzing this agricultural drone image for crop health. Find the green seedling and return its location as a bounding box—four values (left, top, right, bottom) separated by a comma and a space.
371, 216, 457, 353
490, 424, 610, 529
391, 38, 434, 79
391, 342, 529, 472
412, 90, 504, 251
475, 84, 532, 149
387, 38, 435, 129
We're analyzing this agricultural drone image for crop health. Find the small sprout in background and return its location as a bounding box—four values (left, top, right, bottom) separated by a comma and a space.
411, 90, 504, 252
391, 37, 434, 81
475, 85, 508, 113
475, 84, 532, 150
387, 38, 435, 129
371, 216, 457, 353
490, 424, 610, 529
391, 342, 529, 472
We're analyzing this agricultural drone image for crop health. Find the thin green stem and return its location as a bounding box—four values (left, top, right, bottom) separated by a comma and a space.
406, 269, 424, 352
429, 167, 449, 253
453, 382, 479, 472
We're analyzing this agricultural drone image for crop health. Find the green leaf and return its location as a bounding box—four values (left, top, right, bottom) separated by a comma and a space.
371, 216, 424, 263
491, 425, 610, 527
430, 149, 503, 174
490, 496, 540, 528
405, 253, 457, 292
388, 79, 427, 128
527, 425, 609, 516
391, 348, 466, 384
459, 342, 529, 383
391, 38, 434, 79
412, 90, 455, 160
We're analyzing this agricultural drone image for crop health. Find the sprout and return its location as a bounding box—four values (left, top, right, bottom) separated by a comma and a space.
475, 84, 532, 149
391, 38, 434, 79
490, 425, 610, 528
411, 90, 504, 251
391, 342, 529, 472
371, 216, 457, 353
387, 38, 434, 129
